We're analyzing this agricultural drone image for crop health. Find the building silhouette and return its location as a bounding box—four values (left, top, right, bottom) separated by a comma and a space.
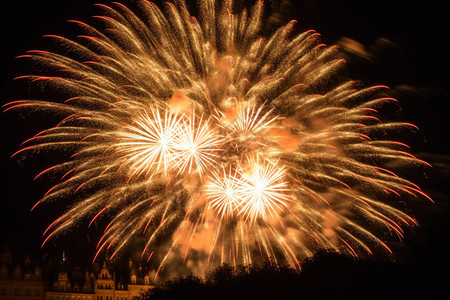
0, 245, 154, 300
0, 245, 44, 299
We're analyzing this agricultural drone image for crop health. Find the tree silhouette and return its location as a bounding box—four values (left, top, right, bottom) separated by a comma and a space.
140, 250, 448, 300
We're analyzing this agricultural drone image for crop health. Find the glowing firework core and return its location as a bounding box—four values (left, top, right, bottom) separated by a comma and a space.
116, 101, 289, 222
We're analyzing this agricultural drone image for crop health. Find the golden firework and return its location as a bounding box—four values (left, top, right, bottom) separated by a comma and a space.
4, 0, 431, 278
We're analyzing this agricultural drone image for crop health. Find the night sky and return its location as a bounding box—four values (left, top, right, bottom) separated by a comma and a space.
1, 0, 449, 291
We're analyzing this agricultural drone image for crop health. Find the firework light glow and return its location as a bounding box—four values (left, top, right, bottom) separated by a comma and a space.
4, 0, 432, 278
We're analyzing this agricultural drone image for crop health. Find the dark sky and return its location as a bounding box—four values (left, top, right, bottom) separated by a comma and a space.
0, 0, 449, 287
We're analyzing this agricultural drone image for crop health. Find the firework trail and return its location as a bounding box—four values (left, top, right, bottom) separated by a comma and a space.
4, 0, 431, 276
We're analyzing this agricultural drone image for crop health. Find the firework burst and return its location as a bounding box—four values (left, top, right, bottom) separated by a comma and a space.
5, 0, 431, 277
